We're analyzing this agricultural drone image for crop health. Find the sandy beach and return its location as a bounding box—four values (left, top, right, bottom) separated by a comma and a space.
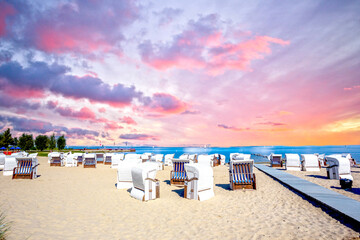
0, 157, 359, 240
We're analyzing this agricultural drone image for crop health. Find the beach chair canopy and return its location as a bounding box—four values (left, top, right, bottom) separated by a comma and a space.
285, 154, 301, 168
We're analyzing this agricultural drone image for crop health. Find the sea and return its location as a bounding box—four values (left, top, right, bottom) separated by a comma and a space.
66, 145, 360, 163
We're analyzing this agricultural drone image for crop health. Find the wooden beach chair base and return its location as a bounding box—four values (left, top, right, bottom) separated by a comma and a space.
50, 162, 61, 167
170, 179, 185, 186
84, 164, 96, 168
104, 162, 111, 165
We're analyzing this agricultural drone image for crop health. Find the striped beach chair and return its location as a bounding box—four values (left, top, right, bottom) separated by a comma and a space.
50, 153, 63, 167
84, 153, 96, 168
12, 157, 39, 179
74, 153, 83, 166
229, 160, 256, 190
96, 153, 104, 164
104, 153, 113, 165
170, 159, 190, 185
270, 153, 282, 167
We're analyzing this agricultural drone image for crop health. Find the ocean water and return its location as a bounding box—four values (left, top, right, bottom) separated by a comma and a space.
67, 145, 360, 163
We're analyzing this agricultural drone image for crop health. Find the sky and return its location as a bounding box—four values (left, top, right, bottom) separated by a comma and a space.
0, 0, 359, 147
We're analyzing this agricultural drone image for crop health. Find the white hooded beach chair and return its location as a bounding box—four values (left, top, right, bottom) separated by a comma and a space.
73, 153, 84, 166
184, 163, 214, 201
3, 156, 17, 176
325, 155, 353, 181
285, 154, 301, 171
50, 152, 63, 167
130, 162, 160, 201
116, 154, 142, 189
141, 153, 152, 162
83, 153, 96, 168
111, 153, 125, 168
270, 153, 282, 167
150, 154, 164, 170
65, 154, 77, 167
170, 159, 190, 185
12, 157, 39, 179
209, 154, 226, 165
301, 154, 320, 171
229, 160, 256, 190
164, 154, 175, 166
179, 153, 189, 160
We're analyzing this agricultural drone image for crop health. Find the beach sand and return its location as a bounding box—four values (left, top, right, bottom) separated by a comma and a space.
0, 157, 359, 240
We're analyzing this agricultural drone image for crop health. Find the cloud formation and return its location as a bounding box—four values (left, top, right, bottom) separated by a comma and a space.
3, 0, 140, 57
0, 115, 99, 137
139, 14, 289, 75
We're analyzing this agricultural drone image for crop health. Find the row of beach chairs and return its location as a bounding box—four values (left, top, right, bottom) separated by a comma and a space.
270, 153, 354, 182
0, 151, 39, 179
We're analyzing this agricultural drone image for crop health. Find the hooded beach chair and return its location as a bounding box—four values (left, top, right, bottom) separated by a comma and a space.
50, 152, 63, 167
130, 162, 160, 201
65, 154, 77, 167
285, 154, 301, 171
179, 153, 189, 160
184, 163, 214, 201
12, 157, 39, 179
150, 154, 164, 170
210, 154, 226, 165
111, 153, 125, 168
170, 159, 190, 185
164, 154, 175, 166
229, 160, 256, 190
301, 154, 320, 171
325, 155, 353, 181
83, 153, 96, 168
189, 154, 198, 163
104, 153, 113, 165
270, 153, 282, 167
116, 154, 142, 189
96, 153, 104, 164
73, 153, 84, 166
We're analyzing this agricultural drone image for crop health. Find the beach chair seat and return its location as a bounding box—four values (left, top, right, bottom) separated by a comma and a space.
83, 153, 96, 168
285, 154, 301, 171
164, 154, 175, 166
50, 153, 63, 167
301, 154, 320, 171
130, 162, 159, 201
270, 154, 282, 167
12, 157, 39, 179
96, 153, 104, 164
104, 153, 113, 165
229, 160, 256, 190
184, 163, 214, 201
170, 159, 190, 186
3, 156, 17, 176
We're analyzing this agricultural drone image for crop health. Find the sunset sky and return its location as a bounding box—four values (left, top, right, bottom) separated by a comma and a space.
0, 0, 359, 147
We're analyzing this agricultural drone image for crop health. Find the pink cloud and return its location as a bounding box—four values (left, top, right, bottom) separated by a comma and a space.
120, 116, 137, 125
139, 14, 289, 75
344, 85, 360, 91
0, 1, 16, 37
143, 93, 188, 114
98, 107, 106, 113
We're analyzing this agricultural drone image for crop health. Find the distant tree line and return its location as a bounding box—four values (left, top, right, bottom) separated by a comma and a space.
0, 128, 66, 151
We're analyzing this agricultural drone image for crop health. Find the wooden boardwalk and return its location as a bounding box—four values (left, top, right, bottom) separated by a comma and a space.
255, 164, 360, 225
